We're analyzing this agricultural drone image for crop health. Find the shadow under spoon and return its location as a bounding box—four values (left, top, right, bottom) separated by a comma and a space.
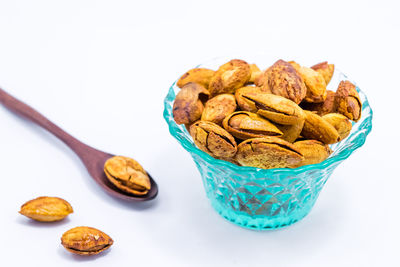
0, 88, 158, 201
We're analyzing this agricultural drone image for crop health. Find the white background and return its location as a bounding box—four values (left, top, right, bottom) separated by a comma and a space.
0, 0, 398, 266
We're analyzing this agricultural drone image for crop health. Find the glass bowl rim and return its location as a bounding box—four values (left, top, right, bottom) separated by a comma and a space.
163, 62, 373, 176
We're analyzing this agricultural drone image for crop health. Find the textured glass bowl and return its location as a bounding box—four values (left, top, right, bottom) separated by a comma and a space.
163, 56, 373, 230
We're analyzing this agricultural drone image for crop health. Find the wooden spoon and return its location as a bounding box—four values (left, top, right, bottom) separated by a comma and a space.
0, 88, 158, 201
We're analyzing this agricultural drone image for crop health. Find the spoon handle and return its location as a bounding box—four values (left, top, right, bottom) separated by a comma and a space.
0, 88, 93, 157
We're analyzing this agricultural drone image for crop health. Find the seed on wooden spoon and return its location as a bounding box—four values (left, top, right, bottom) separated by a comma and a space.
104, 156, 151, 196
0, 88, 158, 201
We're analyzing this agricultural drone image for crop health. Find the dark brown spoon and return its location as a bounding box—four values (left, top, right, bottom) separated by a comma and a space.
0, 88, 158, 201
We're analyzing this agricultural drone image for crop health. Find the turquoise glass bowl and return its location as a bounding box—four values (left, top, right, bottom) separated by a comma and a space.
163, 57, 373, 230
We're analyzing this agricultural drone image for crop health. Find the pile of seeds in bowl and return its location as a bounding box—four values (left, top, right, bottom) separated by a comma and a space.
172, 59, 362, 169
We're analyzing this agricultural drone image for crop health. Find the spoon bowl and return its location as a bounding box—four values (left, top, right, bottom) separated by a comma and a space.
82, 148, 158, 201
0, 88, 158, 202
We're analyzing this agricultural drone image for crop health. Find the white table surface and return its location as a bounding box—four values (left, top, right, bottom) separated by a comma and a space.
0, 1, 399, 266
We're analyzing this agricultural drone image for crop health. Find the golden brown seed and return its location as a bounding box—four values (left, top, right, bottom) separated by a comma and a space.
254, 69, 269, 90
254, 68, 273, 93
177, 68, 215, 89
301, 90, 337, 115
236, 137, 304, 169
61, 226, 113, 256
19, 196, 73, 222
297, 66, 327, 103
104, 156, 151, 196
301, 110, 340, 144
262, 59, 307, 104
239, 91, 306, 142
172, 82, 210, 125
208, 59, 251, 96
275, 120, 305, 143
311, 61, 335, 85
201, 94, 237, 125
241, 92, 305, 125
335, 80, 362, 122
322, 113, 352, 141
288, 60, 301, 71
222, 111, 283, 140
190, 121, 237, 159
235, 86, 264, 112
293, 140, 332, 167
249, 64, 262, 83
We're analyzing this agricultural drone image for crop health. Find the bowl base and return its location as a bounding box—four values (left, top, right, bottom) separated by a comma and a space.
210, 198, 313, 230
